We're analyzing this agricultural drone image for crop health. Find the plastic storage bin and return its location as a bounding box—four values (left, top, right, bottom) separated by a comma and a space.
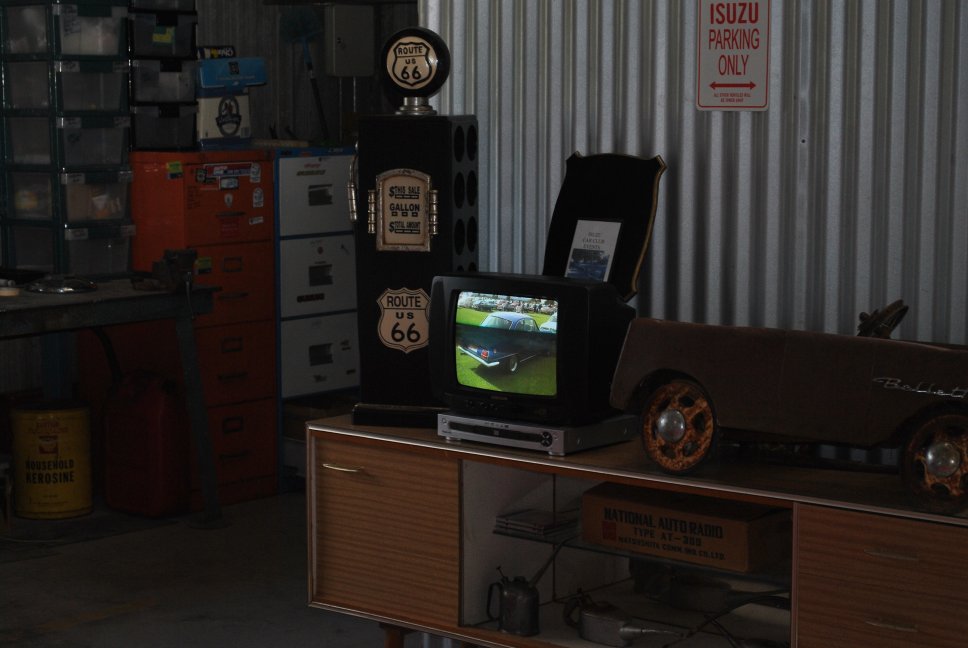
5, 117, 52, 165
129, 0, 195, 9
2, 4, 50, 54
131, 104, 196, 150
55, 60, 129, 112
57, 115, 131, 167
129, 11, 196, 58
64, 223, 134, 276
54, 2, 129, 57
131, 58, 196, 102
8, 170, 53, 220
61, 169, 132, 222
3, 60, 51, 110
5, 225, 56, 272
4, 60, 130, 112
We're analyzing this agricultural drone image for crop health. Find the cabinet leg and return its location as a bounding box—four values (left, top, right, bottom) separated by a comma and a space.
379, 624, 482, 648
380, 623, 411, 648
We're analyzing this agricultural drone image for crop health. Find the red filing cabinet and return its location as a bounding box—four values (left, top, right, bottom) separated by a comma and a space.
106, 150, 277, 509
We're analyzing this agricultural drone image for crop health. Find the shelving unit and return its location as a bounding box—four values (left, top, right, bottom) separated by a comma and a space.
127, 0, 198, 151
1, 0, 133, 276
307, 415, 968, 648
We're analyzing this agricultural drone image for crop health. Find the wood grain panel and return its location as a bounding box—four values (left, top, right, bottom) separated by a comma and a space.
308, 435, 460, 628
796, 504, 968, 647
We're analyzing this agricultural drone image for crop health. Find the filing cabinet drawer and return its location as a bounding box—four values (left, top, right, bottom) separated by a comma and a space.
276, 150, 354, 237
279, 312, 359, 398
193, 241, 274, 326
196, 320, 276, 406
192, 398, 277, 487
278, 234, 357, 318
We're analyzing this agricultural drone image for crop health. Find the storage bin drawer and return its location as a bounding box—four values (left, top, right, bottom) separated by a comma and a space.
4, 61, 51, 110
7, 169, 132, 223
6, 116, 130, 167
56, 116, 130, 167
3, 4, 50, 54
192, 241, 275, 326
279, 312, 359, 398
8, 171, 54, 221
54, 3, 129, 56
54, 60, 129, 112
5, 117, 52, 166
130, 0, 195, 9
3, 225, 55, 273
64, 223, 133, 277
129, 10, 196, 58
2, 2, 128, 57
6, 59, 133, 113
61, 169, 132, 222
132, 104, 196, 150
278, 234, 357, 318
1, 222, 132, 275
195, 320, 276, 406
131, 58, 196, 102
796, 504, 968, 648
194, 398, 277, 487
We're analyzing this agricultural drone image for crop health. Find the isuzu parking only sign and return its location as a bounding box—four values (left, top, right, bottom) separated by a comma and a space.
697, 0, 770, 110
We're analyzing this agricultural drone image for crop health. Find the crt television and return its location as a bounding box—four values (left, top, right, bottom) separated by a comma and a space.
429, 272, 635, 426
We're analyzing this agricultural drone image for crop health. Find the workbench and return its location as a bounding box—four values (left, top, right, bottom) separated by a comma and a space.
0, 279, 221, 525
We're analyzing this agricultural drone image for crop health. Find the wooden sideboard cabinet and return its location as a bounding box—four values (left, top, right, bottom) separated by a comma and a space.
307, 415, 968, 648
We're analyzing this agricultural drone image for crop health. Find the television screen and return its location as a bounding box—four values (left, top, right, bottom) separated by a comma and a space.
430, 272, 635, 426
454, 291, 558, 396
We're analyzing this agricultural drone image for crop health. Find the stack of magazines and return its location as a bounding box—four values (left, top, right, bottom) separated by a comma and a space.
493, 507, 579, 539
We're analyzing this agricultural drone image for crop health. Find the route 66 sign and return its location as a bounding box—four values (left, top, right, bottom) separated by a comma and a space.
377, 287, 430, 353
389, 40, 434, 90
382, 27, 451, 99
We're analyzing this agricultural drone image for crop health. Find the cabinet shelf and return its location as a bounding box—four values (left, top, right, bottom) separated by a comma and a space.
461, 579, 790, 648
491, 526, 792, 590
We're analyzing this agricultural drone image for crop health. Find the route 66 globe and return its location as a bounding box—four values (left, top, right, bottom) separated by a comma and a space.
382, 26, 451, 99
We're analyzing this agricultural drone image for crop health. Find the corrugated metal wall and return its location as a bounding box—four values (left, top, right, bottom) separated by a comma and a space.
422, 0, 968, 345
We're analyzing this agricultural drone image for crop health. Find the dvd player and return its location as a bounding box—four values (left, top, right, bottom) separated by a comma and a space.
437, 412, 638, 456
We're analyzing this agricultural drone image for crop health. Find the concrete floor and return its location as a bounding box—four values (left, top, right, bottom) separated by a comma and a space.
0, 492, 390, 647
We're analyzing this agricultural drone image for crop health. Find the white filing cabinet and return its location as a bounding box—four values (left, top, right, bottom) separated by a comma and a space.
274, 148, 359, 478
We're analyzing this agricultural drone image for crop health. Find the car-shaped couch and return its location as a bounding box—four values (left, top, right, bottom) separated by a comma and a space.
609, 304, 968, 513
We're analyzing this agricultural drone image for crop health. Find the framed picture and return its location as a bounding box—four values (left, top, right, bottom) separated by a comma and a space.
542, 153, 667, 301
565, 219, 622, 282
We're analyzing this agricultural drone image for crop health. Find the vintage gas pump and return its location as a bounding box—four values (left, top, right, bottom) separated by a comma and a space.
349, 27, 478, 426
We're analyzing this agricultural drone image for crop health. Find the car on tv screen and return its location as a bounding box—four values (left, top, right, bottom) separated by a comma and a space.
457, 311, 551, 373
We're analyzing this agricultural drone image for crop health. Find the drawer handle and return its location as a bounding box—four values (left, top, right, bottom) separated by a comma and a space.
217, 371, 249, 382
217, 211, 246, 218
217, 291, 250, 301
220, 337, 244, 353
322, 462, 363, 473
864, 619, 919, 633
863, 548, 919, 562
